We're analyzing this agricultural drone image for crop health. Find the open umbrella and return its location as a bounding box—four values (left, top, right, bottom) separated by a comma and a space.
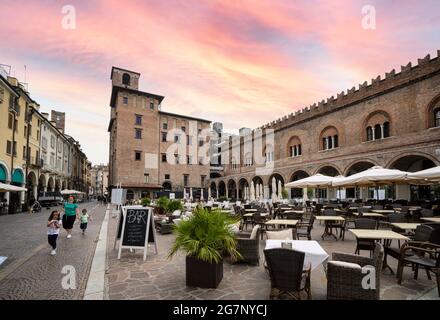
408, 166, 440, 183
0, 182, 27, 192
285, 173, 334, 202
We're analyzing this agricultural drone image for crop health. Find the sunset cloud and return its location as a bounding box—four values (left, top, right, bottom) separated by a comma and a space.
0, 0, 439, 164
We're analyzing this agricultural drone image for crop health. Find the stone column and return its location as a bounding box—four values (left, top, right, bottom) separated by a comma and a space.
380, 124, 384, 139
225, 187, 228, 199
325, 137, 329, 150
236, 187, 239, 200
331, 136, 335, 149
395, 184, 411, 201
372, 128, 375, 141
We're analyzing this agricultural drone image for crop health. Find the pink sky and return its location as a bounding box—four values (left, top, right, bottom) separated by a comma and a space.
0, 0, 439, 164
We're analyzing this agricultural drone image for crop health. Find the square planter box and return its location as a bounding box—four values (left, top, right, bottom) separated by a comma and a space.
186, 256, 223, 288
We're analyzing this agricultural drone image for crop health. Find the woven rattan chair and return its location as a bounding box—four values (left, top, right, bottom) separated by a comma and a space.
327, 243, 384, 300
397, 229, 440, 297
296, 214, 315, 240
264, 248, 311, 300
384, 225, 434, 274
354, 218, 377, 255
235, 226, 260, 265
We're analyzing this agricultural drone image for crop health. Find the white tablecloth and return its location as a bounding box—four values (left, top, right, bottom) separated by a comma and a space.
265, 240, 329, 270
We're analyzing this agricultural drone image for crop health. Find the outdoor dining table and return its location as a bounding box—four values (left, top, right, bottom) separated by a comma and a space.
315, 216, 345, 240
265, 240, 329, 271
390, 223, 421, 231
352, 212, 385, 219
243, 212, 269, 217
420, 217, 440, 223
349, 229, 410, 274
244, 209, 258, 212
371, 209, 395, 214
265, 219, 299, 228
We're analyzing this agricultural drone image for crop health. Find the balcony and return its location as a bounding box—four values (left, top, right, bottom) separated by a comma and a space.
27, 156, 44, 168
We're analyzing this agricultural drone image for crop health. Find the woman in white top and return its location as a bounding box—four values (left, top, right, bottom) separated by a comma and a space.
47, 210, 62, 255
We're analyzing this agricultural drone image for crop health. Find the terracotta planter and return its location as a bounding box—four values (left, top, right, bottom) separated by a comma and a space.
186, 255, 223, 288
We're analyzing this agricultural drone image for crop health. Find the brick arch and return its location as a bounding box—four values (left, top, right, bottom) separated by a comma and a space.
264, 172, 284, 185
386, 151, 439, 171
343, 159, 379, 176
289, 169, 310, 182
426, 93, 440, 128
362, 110, 392, 141
313, 164, 342, 176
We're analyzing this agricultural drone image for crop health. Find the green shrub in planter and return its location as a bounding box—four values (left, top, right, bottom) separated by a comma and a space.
168, 208, 241, 288
141, 197, 151, 207
167, 200, 184, 213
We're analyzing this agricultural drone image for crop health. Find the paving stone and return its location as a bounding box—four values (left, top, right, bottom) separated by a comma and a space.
105, 211, 439, 300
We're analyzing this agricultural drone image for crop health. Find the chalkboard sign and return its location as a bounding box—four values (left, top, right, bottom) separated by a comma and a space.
122, 208, 148, 247
116, 206, 158, 261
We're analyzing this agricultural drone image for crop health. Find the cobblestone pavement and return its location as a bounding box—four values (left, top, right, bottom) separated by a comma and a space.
0, 201, 106, 300
106, 211, 438, 300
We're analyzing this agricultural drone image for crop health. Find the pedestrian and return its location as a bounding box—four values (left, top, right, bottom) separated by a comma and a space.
47, 210, 61, 255
62, 196, 79, 239
79, 208, 92, 234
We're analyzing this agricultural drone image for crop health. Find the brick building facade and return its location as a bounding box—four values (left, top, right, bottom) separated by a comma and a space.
209, 51, 440, 201
108, 67, 211, 200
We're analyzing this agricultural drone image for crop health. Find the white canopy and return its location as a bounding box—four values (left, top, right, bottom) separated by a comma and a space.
61, 189, 84, 195
0, 182, 27, 192
332, 166, 409, 187
285, 173, 334, 188
408, 166, 440, 182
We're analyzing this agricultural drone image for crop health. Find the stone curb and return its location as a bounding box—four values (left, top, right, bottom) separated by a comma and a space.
83, 205, 109, 300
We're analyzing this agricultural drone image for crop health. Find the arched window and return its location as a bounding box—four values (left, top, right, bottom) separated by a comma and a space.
435, 108, 440, 127
366, 127, 373, 141
320, 127, 339, 150
122, 73, 131, 86
287, 136, 302, 157
364, 111, 391, 141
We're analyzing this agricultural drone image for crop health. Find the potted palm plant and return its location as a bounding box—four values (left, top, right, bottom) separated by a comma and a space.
168, 207, 241, 288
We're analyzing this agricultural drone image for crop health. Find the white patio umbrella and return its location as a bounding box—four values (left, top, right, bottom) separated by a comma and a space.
244, 186, 247, 200
271, 177, 278, 203
190, 187, 193, 202
208, 187, 211, 200
408, 166, 440, 182
0, 182, 27, 192
285, 173, 334, 202
277, 180, 283, 200
250, 181, 255, 202
200, 188, 204, 201
183, 188, 187, 200
332, 166, 409, 187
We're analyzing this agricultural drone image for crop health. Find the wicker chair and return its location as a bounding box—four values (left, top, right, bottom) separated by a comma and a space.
296, 214, 315, 240
354, 218, 377, 255
384, 224, 434, 274
264, 248, 311, 300
397, 229, 440, 297
327, 243, 384, 300
235, 225, 260, 265
421, 209, 434, 218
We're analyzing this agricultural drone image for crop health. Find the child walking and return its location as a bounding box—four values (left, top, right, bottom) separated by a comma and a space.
47, 211, 61, 255
80, 209, 92, 234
